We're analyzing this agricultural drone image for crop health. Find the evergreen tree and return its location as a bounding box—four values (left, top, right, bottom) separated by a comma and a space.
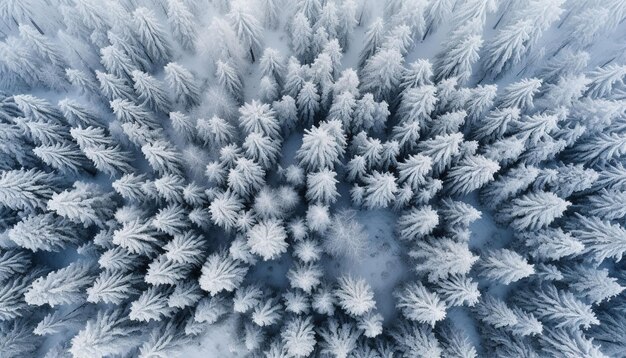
306, 168, 339, 205
252, 297, 283, 327
100, 45, 136, 81
33, 142, 93, 176
498, 78, 542, 110
482, 20, 533, 78
540, 327, 607, 358
335, 275, 376, 317
227, 1, 263, 62
410, 237, 478, 282
395, 282, 446, 326
516, 285, 599, 329
361, 171, 398, 209
87, 270, 141, 305
138, 320, 190, 358
496, 191, 570, 231
261, 0, 282, 29
287, 262, 322, 293
535, 163, 598, 198
48, 182, 116, 228
478, 249, 534, 285
8, 213, 84, 252
439, 326, 477, 358
357, 311, 384, 338
439, 198, 481, 229
227, 157, 266, 198
291, 12, 313, 62
391, 322, 443, 358
297, 81, 320, 126
567, 214, 626, 263
281, 316, 316, 357
273, 95, 298, 134
480, 164, 539, 210
445, 155, 500, 196
166, 0, 196, 52
243, 132, 281, 169
417, 133, 464, 176
197, 116, 237, 148
475, 295, 518, 329
69, 309, 141, 358
520, 227, 584, 261
296, 123, 343, 171
0, 169, 60, 212
582, 189, 626, 220
428, 110, 466, 137
113, 219, 160, 256
128, 287, 173, 322
397, 206, 439, 241
239, 100, 281, 138
216, 60, 244, 104
141, 140, 185, 176
152, 204, 190, 236
209, 190, 244, 231
464, 84, 498, 123
96, 70, 135, 101
434, 19, 482, 84
424, 0, 454, 39
25, 261, 94, 307
398, 85, 438, 125
132, 7, 171, 64
318, 319, 360, 358
358, 18, 384, 67
199, 251, 248, 296
566, 132, 626, 167
360, 48, 404, 101
164, 62, 200, 108
247, 219, 288, 261
132, 70, 171, 113
562, 265, 624, 304
435, 274, 480, 307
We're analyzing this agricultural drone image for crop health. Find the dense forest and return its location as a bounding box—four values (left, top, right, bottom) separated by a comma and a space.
1, 0, 626, 357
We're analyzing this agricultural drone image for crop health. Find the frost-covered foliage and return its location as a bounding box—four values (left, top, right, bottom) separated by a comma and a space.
1, 0, 626, 357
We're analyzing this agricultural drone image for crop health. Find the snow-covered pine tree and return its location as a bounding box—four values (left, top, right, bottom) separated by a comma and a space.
561, 265, 624, 304
247, 219, 288, 260
567, 214, 626, 263
496, 191, 570, 231
291, 12, 313, 63
409, 237, 478, 282
519, 227, 584, 261
0, 169, 61, 212
199, 251, 248, 296
132, 7, 171, 64
444, 155, 500, 196
435, 274, 480, 307
478, 249, 534, 285
434, 19, 482, 84
317, 319, 360, 357
394, 282, 446, 326
164, 62, 200, 108
25, 261, 94, 307
397, 206, 439, 241
281, 316, 316, 357
69, 309, 141, 358
516, 284, 599, 329
335, 275, 376, 317
48, 181, 116, 228
360, 47, 404, 101
361, 171, 398, 209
